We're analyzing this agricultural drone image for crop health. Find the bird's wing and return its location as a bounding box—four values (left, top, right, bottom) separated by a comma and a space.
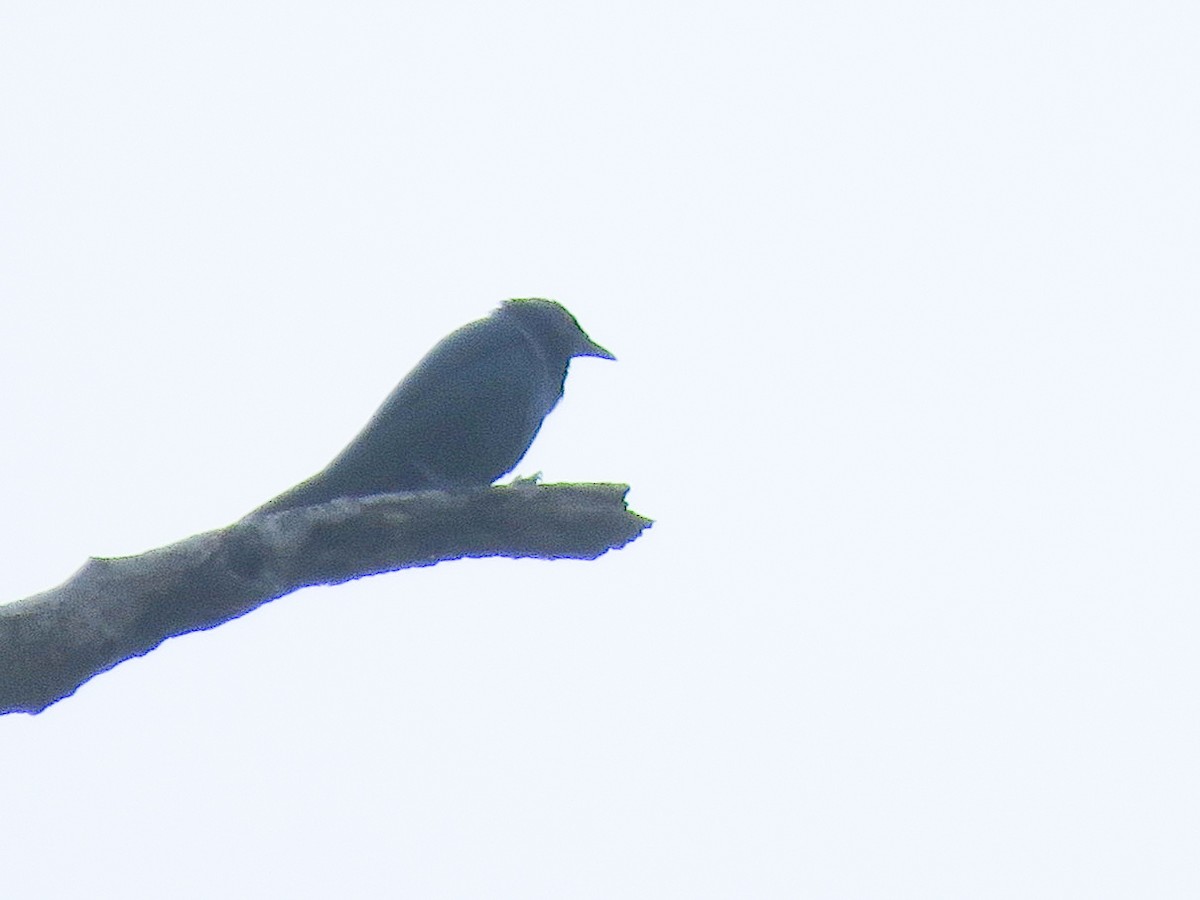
322, 320, 551, 491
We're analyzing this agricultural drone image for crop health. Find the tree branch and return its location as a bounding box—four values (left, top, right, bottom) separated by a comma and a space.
0, 482, 651, 715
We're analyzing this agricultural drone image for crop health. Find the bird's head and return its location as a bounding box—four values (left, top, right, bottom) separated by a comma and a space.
499, 298, 616, 362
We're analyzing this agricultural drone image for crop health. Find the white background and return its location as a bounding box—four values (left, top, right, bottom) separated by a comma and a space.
2, 3, 1198, 897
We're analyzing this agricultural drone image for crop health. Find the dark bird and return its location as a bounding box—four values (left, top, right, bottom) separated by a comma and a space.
255, 298, 614, 514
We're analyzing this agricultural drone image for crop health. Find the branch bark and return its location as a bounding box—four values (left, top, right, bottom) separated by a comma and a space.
0, 482, 650, 715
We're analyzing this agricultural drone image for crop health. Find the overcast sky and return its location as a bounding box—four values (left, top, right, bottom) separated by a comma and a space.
2, 3, 1199, 897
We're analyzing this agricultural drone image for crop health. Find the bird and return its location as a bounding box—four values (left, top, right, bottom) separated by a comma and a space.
254, 298, 614, 514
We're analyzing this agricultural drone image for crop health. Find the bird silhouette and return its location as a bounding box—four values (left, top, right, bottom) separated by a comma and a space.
254, 299, 614, 514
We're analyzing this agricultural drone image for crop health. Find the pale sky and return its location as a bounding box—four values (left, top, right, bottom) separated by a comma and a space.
2, 3, 1199, 897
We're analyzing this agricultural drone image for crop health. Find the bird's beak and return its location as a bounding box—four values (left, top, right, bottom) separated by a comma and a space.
578, 337, 616, 361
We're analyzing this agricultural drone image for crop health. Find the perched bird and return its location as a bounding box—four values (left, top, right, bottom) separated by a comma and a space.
255, 298, 614, 514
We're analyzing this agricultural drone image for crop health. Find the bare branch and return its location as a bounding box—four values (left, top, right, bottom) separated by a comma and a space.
0, 482, 651, 715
